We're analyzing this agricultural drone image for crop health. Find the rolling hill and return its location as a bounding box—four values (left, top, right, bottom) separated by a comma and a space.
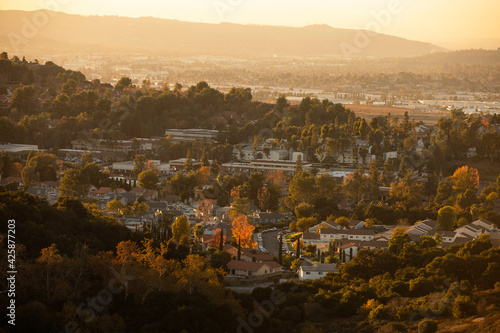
0, 10, 445, 58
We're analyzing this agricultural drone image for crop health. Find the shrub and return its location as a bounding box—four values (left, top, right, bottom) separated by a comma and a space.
452, 295, 476, 318
369, 305, 388, 321
418, 318, 438, 333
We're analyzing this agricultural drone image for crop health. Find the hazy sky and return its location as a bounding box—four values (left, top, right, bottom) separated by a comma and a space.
2, 0, 500, 49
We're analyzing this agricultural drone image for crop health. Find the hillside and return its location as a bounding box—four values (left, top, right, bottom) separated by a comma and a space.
0, 10, 445, 58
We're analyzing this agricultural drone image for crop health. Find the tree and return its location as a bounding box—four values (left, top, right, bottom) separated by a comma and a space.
335, 216, 350, 229
278, 234, 283, 264
201, 148, 210, 167
228, 197, 251, 220
294, 154, 303, 174
437, 206, 457, 231
295, 202, 315, 218
59, 168, 87, 199
388, 227, 411, 254
218, 228, 224, 251
451, 165, 479, 194
297, 217, 318, 231
116, 77, 132, 91
237, 237, 241, 260
0, 151, 12, 178
26, 152, 57, 181
106, 199, 125, 214
138, 170, 159, 189
231, 215, 256, 248
210, 228, 226, 248
344, 167, 367, 203
295, 238, 302, 258
132, 201, 149, 216
184, 150, 193, 172
211, 158, 220, 175
257, 182, 281, 212
133, 154, 146, 176
193, 224, 204, 243
172, 215, 190, 243
21, 165, 39, 188
286, 171, 316, 211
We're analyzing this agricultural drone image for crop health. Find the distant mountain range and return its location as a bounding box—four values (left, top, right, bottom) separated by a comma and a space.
0, 10, 446, 58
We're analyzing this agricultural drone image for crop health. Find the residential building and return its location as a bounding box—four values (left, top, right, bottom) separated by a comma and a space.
227, 260, 282, 277
299, 263, 338, 280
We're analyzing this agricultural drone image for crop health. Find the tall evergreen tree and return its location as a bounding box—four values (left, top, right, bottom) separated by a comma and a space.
219, 228, 224, 251
201, 148, 210, 167
185, 150, 193, 172
278, 234, 283, 264
237, 237, 241, 260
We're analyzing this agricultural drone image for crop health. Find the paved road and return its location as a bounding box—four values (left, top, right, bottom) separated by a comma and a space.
261, 230, 282, 256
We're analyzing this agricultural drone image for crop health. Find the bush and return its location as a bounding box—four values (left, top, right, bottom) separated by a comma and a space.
369, 305, 388, 321
452, 295, 476, 318
418, 318, 438, 333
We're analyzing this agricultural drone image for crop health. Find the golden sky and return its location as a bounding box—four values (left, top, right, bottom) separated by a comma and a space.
2, 0, 499, 49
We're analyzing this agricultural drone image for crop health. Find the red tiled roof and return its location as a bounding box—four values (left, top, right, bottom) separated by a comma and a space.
227, 260, 270, 272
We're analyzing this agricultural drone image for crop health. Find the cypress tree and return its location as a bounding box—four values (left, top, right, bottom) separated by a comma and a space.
219, 229, 224, 251
237, 237, 241, 260
349, 247, 353, 262
278, 234, 283, 264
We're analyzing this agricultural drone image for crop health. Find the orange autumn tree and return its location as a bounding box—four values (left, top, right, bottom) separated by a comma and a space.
451, 166, 479, 194
210, 228, 226, 248
232, 215, 256, 248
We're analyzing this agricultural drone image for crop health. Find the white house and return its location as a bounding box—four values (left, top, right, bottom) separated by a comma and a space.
299, 263, 338, 280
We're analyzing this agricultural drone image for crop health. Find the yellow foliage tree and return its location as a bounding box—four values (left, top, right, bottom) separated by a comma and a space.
231, 215, 256, 248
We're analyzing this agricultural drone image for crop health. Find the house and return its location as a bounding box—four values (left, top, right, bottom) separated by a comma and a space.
308, 220, 342, 233
90, 187, 114, 199
337, 243, 358, 262
349, 220, 365, 229
406, 219, 438, 236
130, 187, 159, 201
302, 232, 321, 245
0, 177, 24, 188
26, 186, 59, 204
227, 260, 282, 277
319, 228, 376, 242
299, 263, 338, 280
223, 245, 275, 262
252, 212, 285, 224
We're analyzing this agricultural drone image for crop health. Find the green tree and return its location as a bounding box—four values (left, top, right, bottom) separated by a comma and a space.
193, 224, 204, 243
81, 152, 94, 166
211, 158, 220, 175
344, 167, 367, 203
138, 170, 159, 189
0, 151, 12, 178
201, 148, 210, 167
335, 216, 351, 229
437, 206, 457, 231
59, 168, 88, 199
184, 150, 193, 172
228, 197, 251, 220
172, 215, 190, 243
295, 202, 315, 218
133, 154, 146, 176
21, 165, 39, 188
388, 227, 411, 254
116, 77, 132, 91
297, 217, 318, 231
106, 199, 125, 214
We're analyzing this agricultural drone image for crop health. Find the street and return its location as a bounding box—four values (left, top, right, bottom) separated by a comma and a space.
261, 230, 281, 256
